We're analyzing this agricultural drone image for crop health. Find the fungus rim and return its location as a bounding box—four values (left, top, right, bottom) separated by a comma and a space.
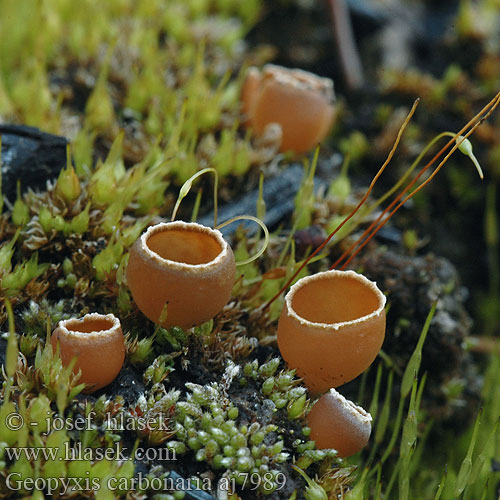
324, 388, 372, 427
284, 270, 386, 331
139, 221, 231, 274
55, 313, 121, 342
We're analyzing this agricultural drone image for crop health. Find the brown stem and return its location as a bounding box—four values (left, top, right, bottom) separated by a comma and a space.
263, 99, 419, 311
333, 91, 500, 270
264, 91, 500, 311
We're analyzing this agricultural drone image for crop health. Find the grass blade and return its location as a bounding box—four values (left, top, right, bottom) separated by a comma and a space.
454, 408, 483, 496
401, 302, 436, 398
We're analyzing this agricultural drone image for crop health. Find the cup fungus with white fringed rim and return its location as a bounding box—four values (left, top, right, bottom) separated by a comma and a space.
277, 269, 386, 394
307, 388, 372, 457
241, 64, 336, 154
126, 220, 236, 329
50, 313, 124, 393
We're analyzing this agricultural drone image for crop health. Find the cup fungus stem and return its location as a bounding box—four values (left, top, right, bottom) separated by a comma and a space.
171, 167, 219, 228
216, 215, 269, 267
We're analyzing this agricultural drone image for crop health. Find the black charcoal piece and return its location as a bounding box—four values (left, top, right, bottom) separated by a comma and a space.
0, 124, 68, 202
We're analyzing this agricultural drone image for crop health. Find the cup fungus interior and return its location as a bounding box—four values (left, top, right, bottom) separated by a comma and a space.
127, 221, 236, 328
146, 226, 223, 265
290, 272, 384, 326
65, 317, 115, 334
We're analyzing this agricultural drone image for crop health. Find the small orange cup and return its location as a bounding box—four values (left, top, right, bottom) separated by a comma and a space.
241, 64, 335, 154
126, 221, 236, 329
51, 313, 124, 393
277, 270, 386, 393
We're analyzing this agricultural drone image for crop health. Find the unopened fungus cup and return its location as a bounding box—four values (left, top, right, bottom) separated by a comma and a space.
126, 221, 236, 329
307, 388, 372, 457
277, 269, 386, 393
51, 313, 124, 393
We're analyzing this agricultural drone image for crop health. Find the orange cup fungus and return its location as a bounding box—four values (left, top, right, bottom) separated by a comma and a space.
126, 221, 236, 329
277, 270, 386, 394
241, 64, 335, 154
307, 388, 372, 457
51, 313, 124, 393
